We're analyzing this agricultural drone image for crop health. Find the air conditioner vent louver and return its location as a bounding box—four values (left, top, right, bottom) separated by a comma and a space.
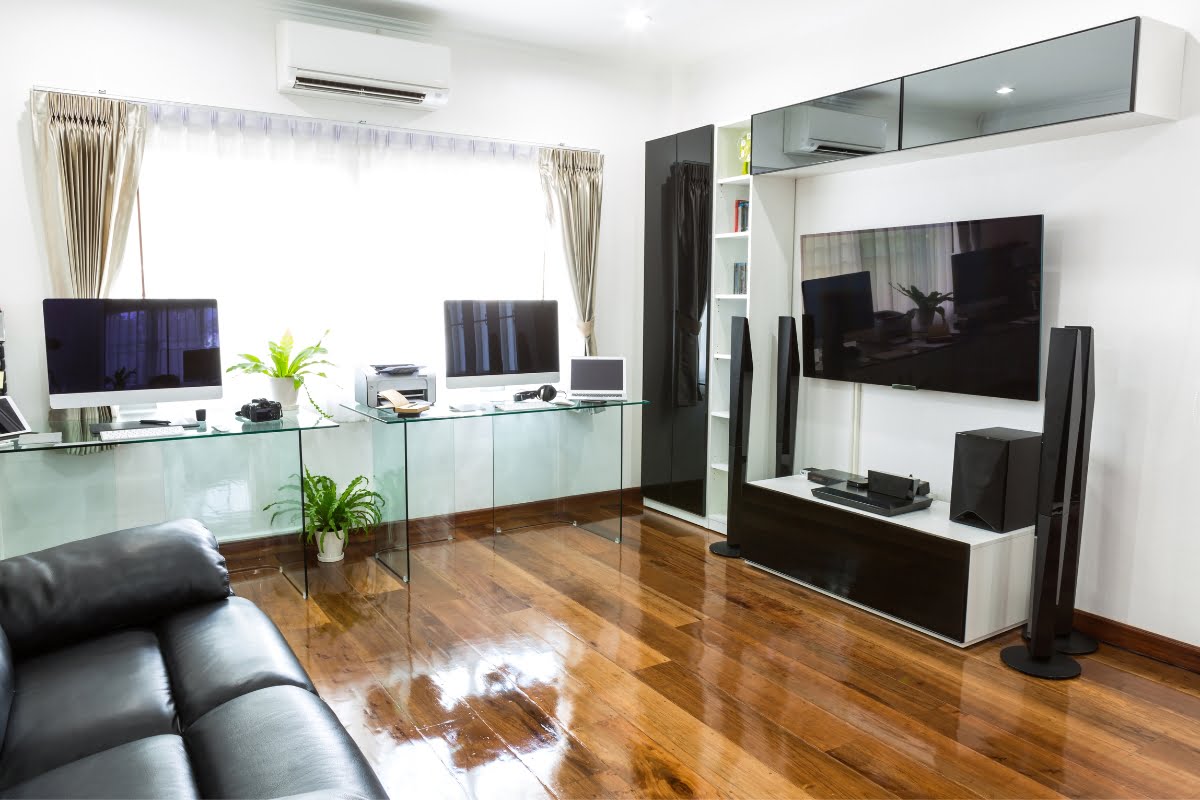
276, 21, 451, 109
293, 76, 427, 104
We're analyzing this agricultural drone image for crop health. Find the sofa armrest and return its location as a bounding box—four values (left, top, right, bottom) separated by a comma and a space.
0, 519, 231, 658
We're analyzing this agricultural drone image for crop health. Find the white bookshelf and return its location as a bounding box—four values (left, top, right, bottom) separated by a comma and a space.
700, 119, 795, 535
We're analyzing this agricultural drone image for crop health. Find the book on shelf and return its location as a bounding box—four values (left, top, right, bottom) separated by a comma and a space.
732, 199, 750, 232
733, 262, 748, 294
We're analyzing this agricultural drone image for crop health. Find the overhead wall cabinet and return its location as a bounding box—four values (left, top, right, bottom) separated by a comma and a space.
642, 125, 714, 517
751, 17, 1184, 178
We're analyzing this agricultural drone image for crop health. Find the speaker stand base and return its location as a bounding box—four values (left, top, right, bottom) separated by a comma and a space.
1000, 644, 1082, 679
709, 540, 741, 559
1021, 628, 1099, 655
1056, 630, 1099, 655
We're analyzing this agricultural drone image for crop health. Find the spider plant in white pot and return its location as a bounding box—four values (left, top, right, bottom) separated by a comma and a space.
265, 469, 385, 563
226, 329, 333, 413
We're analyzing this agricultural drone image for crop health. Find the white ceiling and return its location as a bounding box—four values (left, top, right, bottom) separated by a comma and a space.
308, 0, 904, 64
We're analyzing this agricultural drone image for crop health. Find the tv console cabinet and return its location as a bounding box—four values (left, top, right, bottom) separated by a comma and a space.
741, 475, 1033, 646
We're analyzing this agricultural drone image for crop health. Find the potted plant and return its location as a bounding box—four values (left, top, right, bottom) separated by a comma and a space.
891, 284, 954, 335
226, 329, 333, 411
265, 468, 385, 563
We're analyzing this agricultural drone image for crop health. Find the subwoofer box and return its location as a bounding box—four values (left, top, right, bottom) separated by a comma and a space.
950, 427, 1040, 533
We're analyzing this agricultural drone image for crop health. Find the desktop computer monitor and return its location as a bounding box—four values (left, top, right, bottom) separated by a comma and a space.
43, 298, 222, 409
444, 300, 559, 389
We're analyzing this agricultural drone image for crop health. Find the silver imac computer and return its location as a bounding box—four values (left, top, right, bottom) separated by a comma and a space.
43, 299, 223, 410
444, 300, 560, 389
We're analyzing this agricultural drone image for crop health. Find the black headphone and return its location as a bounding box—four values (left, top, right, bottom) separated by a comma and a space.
513, 384, 557, 402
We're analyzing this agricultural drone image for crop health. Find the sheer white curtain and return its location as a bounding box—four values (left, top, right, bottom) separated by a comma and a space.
114, 104, 575, 408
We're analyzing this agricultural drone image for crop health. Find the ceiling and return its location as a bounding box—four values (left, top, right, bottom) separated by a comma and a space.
304, 0, 904, 64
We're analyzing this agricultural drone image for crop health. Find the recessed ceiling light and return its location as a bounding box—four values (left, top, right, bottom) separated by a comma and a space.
625, 10, 652, 31
996, 86, 1015, 95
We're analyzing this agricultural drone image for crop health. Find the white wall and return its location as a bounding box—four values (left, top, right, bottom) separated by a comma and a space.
669, 0, 1200, 645
0, 0, 665, 554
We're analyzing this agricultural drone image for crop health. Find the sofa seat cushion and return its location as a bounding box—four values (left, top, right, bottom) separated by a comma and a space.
0, 630, 175, 788
185, 685, 387, 799
158, 596, 315, 727
0, 734, 197, 800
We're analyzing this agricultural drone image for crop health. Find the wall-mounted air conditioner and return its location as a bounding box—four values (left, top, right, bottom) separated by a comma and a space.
276, 21, 450, 109
783, 106, 887, 156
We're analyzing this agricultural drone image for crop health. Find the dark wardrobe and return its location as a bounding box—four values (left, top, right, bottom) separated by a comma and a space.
642, 125, 713, 516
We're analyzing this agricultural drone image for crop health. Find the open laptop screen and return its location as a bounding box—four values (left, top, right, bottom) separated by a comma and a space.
570, 358, 624, 393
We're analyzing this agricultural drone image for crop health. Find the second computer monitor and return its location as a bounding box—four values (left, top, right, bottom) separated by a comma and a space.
444, 300, 560, 389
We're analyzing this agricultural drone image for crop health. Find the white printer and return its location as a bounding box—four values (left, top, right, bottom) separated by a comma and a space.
354, 365, 437, 408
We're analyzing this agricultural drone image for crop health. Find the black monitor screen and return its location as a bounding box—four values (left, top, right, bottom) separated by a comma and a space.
799, 215, 1042, 401
444, 300, 559, 380
43, 299, 221, 396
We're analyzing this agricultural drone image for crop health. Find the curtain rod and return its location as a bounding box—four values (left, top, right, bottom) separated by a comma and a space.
32, 85, 600, 155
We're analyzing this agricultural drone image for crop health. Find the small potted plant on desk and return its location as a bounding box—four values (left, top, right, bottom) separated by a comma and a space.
266, 468, 385, 563
226, 329, 333, 414
891, 284, 954, 338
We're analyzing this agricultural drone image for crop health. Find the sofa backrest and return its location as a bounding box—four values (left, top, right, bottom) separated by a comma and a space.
0, 520, 232, 658
0, 625, 12, 753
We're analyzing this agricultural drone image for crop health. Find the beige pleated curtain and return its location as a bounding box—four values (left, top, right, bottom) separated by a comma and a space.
539, 148, 604, 356
31, 90, 146, 442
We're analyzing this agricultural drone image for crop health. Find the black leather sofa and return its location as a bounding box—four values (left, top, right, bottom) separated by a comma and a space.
0, 519, 387, 799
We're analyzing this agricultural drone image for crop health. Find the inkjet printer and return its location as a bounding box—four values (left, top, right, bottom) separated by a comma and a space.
355, 365, 437, 408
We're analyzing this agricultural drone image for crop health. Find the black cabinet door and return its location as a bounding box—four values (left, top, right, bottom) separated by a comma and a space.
641, 125, 713, 516
641, 133, 677, 506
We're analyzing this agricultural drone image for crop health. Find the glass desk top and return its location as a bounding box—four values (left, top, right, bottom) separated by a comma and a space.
0, 413, 337, 454
341, 399, 646, 424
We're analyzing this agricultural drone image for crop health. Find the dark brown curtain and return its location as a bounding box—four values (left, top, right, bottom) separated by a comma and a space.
671, 161, 712, 407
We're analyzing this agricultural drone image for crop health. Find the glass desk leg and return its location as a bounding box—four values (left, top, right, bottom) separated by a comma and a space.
224, 429, 309, 598
368, 417, 414, 583
491, 405, 625, 543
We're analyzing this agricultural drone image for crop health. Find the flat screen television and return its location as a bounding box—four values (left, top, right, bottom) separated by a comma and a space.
43, 298, 222, 409
444, 300, 560, 388
799, 215, 1042, 401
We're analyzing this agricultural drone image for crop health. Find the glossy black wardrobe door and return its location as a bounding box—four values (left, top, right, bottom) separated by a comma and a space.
641, 133, 676, 505
641, 125, 713, 516
667, 125, 713, 515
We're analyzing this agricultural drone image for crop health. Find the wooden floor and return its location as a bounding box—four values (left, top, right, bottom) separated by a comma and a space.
233, 507, 1200, 799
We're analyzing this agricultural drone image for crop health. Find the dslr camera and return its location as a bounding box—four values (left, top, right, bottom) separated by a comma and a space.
238, 398, 283, 423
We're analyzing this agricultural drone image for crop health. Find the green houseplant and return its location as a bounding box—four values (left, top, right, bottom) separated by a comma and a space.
226, 329, 333, 413
265, 468, 385, 563
891, 283, 954, 334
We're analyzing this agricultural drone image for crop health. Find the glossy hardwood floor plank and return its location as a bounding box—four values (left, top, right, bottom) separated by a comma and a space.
232, 507, 1200, 800
634, 660, 896, 799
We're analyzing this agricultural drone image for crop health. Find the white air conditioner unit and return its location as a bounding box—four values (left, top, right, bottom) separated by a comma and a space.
276, 21, 450, 109
783, 106, 887, 157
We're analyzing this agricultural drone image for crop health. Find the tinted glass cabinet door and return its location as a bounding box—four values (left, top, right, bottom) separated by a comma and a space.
642, 125, 714, 515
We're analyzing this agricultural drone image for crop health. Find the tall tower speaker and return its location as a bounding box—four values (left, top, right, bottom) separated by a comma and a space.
1001, 327, 1085, 679
711, 316, 752, 558
775, 316, 800, 478
1056, 325, 1098, 654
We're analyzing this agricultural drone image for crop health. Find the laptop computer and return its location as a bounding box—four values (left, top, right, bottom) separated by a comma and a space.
0, 397, 33, 441
568, 357, 626, 401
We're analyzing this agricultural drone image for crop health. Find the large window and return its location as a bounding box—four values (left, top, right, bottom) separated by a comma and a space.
115, 105, 576, 404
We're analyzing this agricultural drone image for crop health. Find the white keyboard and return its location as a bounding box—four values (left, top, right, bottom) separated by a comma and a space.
98, 425, 185, 442
493, 400, 552, 411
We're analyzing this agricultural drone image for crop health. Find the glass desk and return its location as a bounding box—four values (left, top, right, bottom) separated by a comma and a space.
0, 413, 338, 597
342, 399, 646, 584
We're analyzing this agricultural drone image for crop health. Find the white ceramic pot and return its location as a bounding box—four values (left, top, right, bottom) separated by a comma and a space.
317, 529, 346, 563
265, 377, 300, 410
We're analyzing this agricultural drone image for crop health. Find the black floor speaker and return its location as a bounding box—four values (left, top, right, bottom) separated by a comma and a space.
711, 316, 752, 559
775, 316, 800, 478
1001, 327, 1092, 679
949, 428, 1040, 533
